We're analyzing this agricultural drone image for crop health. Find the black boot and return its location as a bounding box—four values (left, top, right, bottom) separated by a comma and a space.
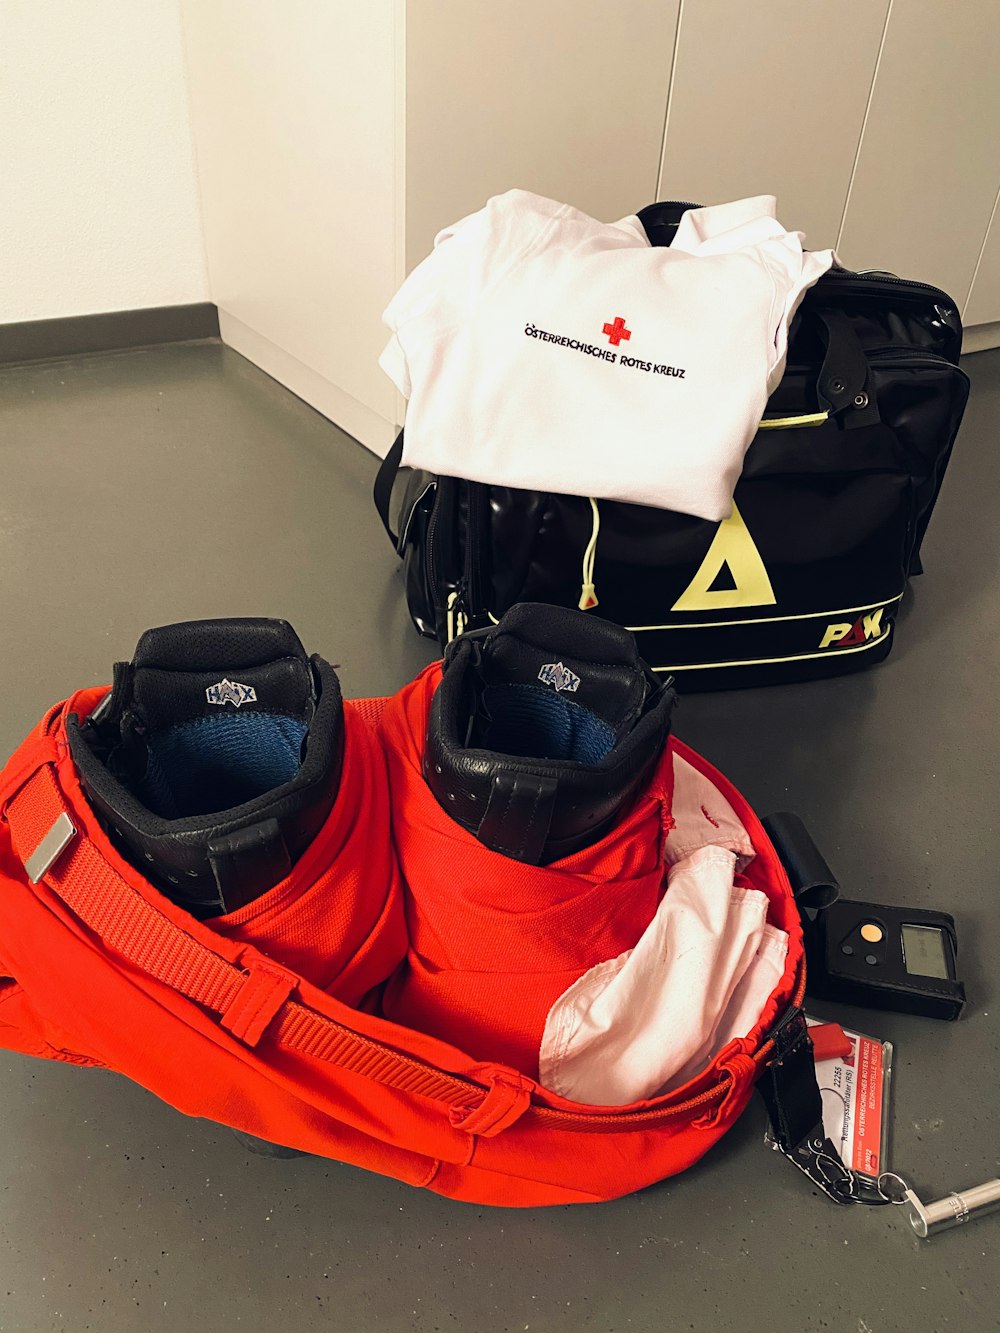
423, 603, 676, 865
67, 618, 343, 917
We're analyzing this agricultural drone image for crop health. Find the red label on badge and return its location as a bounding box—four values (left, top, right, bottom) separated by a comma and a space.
851, 1035, 884, 1175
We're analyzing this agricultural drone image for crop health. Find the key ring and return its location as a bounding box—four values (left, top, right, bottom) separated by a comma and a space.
876, 1171, 911, 1204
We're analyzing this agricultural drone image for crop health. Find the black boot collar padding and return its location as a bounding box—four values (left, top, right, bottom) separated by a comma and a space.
66, 618, 344, 917
425, 603, 675, 865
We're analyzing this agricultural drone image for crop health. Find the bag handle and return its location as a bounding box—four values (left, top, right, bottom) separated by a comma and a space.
637, 202, 877, 427
635, 200, 700, 247
812, 308, 877, 424
373, 431, 405, 548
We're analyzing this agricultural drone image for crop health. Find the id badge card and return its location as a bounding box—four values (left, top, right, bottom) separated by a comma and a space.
808, 1016, 893, 1181
763, 1016, 893, 1184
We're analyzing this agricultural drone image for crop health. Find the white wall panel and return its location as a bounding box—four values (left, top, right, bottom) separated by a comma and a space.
838, 0, 1000, 302
0, 0, 207, 324
658, 0, 889, 249
181, 0, 400, 452
405, 0, 679, 270
179, 0, 1000, 452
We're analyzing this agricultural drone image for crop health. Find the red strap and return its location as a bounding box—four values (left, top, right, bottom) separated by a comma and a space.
449, 1070, 533, 1137
220, 958, 297, 1046
5, 764, 483, 1114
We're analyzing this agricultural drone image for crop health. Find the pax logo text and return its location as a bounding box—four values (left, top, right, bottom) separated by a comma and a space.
819, 608, 886, 650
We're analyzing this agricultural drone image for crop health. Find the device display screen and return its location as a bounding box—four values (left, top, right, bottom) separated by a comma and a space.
901, 924, 950, 979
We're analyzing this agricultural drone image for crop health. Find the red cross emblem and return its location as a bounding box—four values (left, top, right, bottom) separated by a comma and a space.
602, 316, 632, 346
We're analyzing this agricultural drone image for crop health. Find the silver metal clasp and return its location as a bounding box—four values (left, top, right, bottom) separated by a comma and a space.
23, 812, 77, 883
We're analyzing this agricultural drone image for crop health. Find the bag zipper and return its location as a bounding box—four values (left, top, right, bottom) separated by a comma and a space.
759, 348, 964, 430
865, 347, 959, 366
820, 267, 955, 307
444, 482, 492, 640
463, 482, 489, 623
424, 477, 452, 599
532, 1080, 724, 1126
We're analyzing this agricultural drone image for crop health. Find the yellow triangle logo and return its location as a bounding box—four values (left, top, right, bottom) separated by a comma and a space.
671, 503, 776, 612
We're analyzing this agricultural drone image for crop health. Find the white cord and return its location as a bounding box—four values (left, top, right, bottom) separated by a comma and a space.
579, 497, 600, 610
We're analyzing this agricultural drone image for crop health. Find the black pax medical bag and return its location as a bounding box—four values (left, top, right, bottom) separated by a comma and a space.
375, 201, 970, 690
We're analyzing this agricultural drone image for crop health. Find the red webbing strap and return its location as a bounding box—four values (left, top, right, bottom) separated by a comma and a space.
5, 764, 476, 1112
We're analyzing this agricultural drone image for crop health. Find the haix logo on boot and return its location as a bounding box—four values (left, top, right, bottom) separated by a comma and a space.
538, 662, 581, 693
205, 678, 257, 707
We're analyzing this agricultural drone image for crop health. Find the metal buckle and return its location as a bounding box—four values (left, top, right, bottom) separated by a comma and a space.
23, 812, 77, 883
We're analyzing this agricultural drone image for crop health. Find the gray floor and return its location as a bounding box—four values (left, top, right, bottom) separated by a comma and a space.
0, 340, 997, 1333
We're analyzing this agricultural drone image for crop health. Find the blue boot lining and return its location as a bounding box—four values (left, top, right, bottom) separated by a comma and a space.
139, 712, 307, 818
478, 684, 615, 765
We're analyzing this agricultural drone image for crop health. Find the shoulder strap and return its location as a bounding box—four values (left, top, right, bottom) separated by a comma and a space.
4, 761, 484, 1113
373, 431, 405, 546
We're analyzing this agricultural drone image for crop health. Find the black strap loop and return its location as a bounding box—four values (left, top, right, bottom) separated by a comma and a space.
208, 817, 291, 915
762, 812, 840, 912
758, 1008, 890, 1207
373, 431, 405, 547
813, 308, 879, 426
758, 1008, 824, 1152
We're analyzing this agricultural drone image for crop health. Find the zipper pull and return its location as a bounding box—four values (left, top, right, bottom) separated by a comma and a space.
578, 582, 599, 611
579, 498, 601, 610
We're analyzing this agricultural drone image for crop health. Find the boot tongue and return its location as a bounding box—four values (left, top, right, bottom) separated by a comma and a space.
474, 602, 650, 742
128, 617, 314, 739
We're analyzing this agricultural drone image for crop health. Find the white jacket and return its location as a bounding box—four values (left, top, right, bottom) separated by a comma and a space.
380, 190, 834, 521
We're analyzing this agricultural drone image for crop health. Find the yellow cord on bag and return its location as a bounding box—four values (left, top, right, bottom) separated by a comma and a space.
579, 498, 600, 610
758, 410, 829, 429
573, 411, 823, 613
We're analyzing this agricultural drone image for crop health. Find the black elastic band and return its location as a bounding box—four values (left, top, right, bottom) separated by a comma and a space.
208, 817, 291, 915
762, 812, 840, 912
476, 770, 557, 865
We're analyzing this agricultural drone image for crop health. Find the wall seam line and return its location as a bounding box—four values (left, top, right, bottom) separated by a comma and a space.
963, 178, 1000, 318
654, 1, 685, 202
835, 0, 893, 255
